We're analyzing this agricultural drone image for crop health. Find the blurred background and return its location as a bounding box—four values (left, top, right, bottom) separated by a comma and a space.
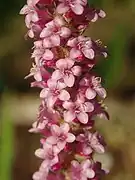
0, 0, 135, 180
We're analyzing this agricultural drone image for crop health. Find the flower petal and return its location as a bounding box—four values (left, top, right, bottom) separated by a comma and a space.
56, 3, 69, 14
60, 27, 71, 38
83, 146, 93, 155
71, 66, 82, 76
70, 48, 82, 59
64, 110, 75, 122
71, 4, 84, 15
84, 102, 94, 112
77, 112, 88, 124
40, 88, 49, 98
52, 70, 63, 80
82, 48, 95, 59
50, 35, 60, 46
85, 88, 96, 99
43, 49, 54, 60
46, 136, 57, 145
64, 74, 75, 87
67, 133, 75, 143
60, 123, 70, 133
57, 141, 66, 150
96, 87, 107, 98
86, 169, 95, 179
67, 38, 78, 47
56, 59, 68, 69
40, 27, 52, 38
20, 5, 29, 14
47, 95, 57, 108
35, 148, 45, 159
59, 90, 70, 101
51, 124, 61, 136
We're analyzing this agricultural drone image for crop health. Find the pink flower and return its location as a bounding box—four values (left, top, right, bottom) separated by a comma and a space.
35, 143, 60, 167
71, 159, 95, 180
40, 79, 70, 108
33, 168, 49, 180
68, 36, 95, 60
76, 132, 105, 155
80, 76, 106, 99
29, 119, 48, 133
46, 123, 75, 150
20, 0, 39, 28
56, 0, 87, 15
52, 58, 82, 87
32, 40, 54, 63
25, 63, 42, 81
40, 16, 71, 45
63, 98, 94, 124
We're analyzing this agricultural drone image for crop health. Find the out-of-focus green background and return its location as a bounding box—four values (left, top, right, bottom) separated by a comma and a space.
0, 0, 135, 180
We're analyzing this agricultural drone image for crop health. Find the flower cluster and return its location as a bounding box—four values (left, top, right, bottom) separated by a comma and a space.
20, 0, 109, 179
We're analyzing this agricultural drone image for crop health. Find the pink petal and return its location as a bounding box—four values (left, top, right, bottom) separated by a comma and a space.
27, 29, 34, 38
81, 159, 91, 169
57, 81, 67, 89
57, 141, 66, 150
31, 12, 39, 22
98, 10, 106, 18
91, 13, 98, 22
71, 160, 80, 168
56, 3, 69, 14
64, 74, 75, 87
64, 110, 75, 122
32, 171, 44, 180
27, 0, 39, 6
85, 88, 96, 99
60, 27, 71, 38
56, 59, 68, 69
47, 79, 57, 89
93, 144, 105, 153
71, 4, 84, 15
83, 146, 92, 155
35, 148, 45, 159
46, 136, 57, 145
84, 102, 94, 112
67, 133, 75, 143
41, 159, 51, 169
43, 49, 54, 60
60, 123, 70, 133
40, 88, 49, 98
52, 70, 62, 80
34, 72, 42, 81
54, 16, 65, 26
86, 169, 95, 179
77, 112, 88, 124
63, 101, 74, 109
96, 87, 107, 98
25, 14, 31, 28
43, 38, 52, 48
82, 48, 95, 59
71, 66, 82, 76
67, 38, 78, 47
70, 48, 82, 59
50, 156, 59, 166
20, 5, 29, 14
51, 124, 61, 136
47, 95, 57, 108
40, 27, 52, 38
59, 90, 70, 101
76, 134, 85, 142
50, 35, 60, 46
66, 58, 75, 69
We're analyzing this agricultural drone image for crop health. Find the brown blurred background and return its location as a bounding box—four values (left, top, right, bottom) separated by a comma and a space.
1, 0, 135, 180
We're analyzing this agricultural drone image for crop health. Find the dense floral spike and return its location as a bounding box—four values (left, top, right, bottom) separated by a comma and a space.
20, 0, 109, 179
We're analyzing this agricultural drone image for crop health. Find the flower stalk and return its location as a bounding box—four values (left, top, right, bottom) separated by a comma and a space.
20, 0, 109, 179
